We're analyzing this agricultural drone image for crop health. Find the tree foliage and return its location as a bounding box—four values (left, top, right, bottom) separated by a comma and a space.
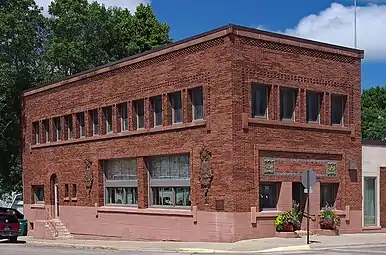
362, 86, 386, 141
0, 0, 171, 194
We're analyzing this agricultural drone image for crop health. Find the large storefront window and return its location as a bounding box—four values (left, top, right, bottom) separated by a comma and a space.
320, 183, 338, 209
148, 155, 190, 207
104, 159, 138, 205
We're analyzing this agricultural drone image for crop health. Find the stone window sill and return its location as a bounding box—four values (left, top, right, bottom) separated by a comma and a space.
31, 204, 45, 209
256, 210, 283, 219
31, 120, 206, 149
247, 117, 352, 133
64, 197, 70, 202
71, 197, 77, 202
97, 206, 193, 218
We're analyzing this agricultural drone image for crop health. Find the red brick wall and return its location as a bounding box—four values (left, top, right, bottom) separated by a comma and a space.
22, 32, 362, 215
231, 35, 362, 212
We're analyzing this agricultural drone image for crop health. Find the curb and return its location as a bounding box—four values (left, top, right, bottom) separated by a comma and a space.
256, 244, 311, 253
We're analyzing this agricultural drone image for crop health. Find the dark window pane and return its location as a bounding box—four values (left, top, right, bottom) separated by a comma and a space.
175, 187, 191, 206
259, 183, 278, 210
252, 85, 268, 117
280, 88, 296, 120
119, 104, 128, 131
331, 95, 344, 125
152, 187, 173, 206
306, 92, 321, 122
135, 101, 145, 129
192, 88, 203, 120
172, 92, 182, 123
153, 96, 163, 126
91, 110, 99, 135
320, 183, 338, 209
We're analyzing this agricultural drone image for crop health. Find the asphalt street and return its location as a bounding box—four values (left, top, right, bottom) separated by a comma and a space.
1, 243, 386, 254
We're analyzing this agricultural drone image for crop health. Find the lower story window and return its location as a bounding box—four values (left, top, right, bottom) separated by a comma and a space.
106, 187, 138, 205
152, 187, 190, 206
320, 183, 338, 209
259, 183, 279, 211
32, 185, 44, 204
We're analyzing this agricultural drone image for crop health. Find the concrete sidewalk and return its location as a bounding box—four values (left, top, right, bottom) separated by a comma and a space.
19, 233, 386, 253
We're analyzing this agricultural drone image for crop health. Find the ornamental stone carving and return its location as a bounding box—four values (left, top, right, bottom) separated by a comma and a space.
200, 148, 213, 205
84, 158, 93, 195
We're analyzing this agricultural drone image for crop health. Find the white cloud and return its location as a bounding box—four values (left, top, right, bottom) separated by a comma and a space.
283, 3, 386, 60
35, 0, 150, 14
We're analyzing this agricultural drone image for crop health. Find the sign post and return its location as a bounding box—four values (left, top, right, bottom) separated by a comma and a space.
301, 169, 316, 245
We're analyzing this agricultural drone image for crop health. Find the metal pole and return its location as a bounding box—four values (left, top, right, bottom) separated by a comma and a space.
307, 170, 310, 245
354, 0, 357, 48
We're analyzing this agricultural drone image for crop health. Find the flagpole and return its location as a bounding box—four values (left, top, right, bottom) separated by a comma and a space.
354, 0, 357, 48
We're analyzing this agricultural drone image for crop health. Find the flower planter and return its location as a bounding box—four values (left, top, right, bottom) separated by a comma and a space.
283, 224, 294, 232
320, 220, 336, 230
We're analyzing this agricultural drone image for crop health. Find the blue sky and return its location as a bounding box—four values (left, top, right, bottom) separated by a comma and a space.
36, 0, 386, 89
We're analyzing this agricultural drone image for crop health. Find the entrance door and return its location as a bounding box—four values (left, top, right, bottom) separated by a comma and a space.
50, 174, 59, 218
364, 177, 377, 226
54, 183, 59, 218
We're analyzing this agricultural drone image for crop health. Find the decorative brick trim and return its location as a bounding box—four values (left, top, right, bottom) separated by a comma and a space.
239, 36, 357, 64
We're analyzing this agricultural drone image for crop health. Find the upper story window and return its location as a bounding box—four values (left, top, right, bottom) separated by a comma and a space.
43, 119, 49, 143
32, 122, 40, 145
104, 158, 138, 206
280, 88, 296, 121
152, 96, 163, 127
306, 91, 321, 123
103, 106, 113, 134
331, 95, 346, 125
77, 112, 86, 138
65, 115, 73, 140
118, 103, 128, 132
134, 100, 145, 130
170, 92, 182, 124
90, 109, 99, 136
252, 84, 269, 118
190, 87, 204, 121
53, 117, 61, 141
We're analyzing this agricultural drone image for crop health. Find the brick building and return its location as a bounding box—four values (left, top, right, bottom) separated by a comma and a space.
22, 24, 364, 242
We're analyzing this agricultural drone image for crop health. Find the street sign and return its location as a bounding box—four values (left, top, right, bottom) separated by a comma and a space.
301, 169, 316, 189
300, 169, 316, 245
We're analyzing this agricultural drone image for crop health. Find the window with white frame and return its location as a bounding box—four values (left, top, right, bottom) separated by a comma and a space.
134, 100, 145, 130
33, 122, 40, 144
152, 96, 163, 127
148, 155, 190, 207
65, 115, 73, 140
306, 91, 321, 123
331, 95, 346, 125
104, 159, 138, 205
43, 119, 49, 143
252, 84, 269, 118
54, 117, 61, 141
190, 87, 203, 120
90, 109, 99, 136
170, 92, 182, 124
77, 112, 86, 138
259, 183, 279, 211
280, 88, 296, 121
119, 103, 128, 131
103, 106, 113, 134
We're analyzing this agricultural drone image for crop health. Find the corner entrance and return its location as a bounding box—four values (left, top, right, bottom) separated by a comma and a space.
50, 174, 59, 218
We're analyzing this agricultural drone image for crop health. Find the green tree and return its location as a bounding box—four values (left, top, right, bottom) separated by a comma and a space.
362, 86, 386, 140
0, 0, 171, 194
0, 0, 46, 193
43, 0, 171, 82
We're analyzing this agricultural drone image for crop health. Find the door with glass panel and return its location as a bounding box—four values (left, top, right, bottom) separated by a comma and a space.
364, 177, 377, 226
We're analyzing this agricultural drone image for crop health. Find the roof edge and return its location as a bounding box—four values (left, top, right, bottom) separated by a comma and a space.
363, 140, 386, 147
23, 23, 364, 97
